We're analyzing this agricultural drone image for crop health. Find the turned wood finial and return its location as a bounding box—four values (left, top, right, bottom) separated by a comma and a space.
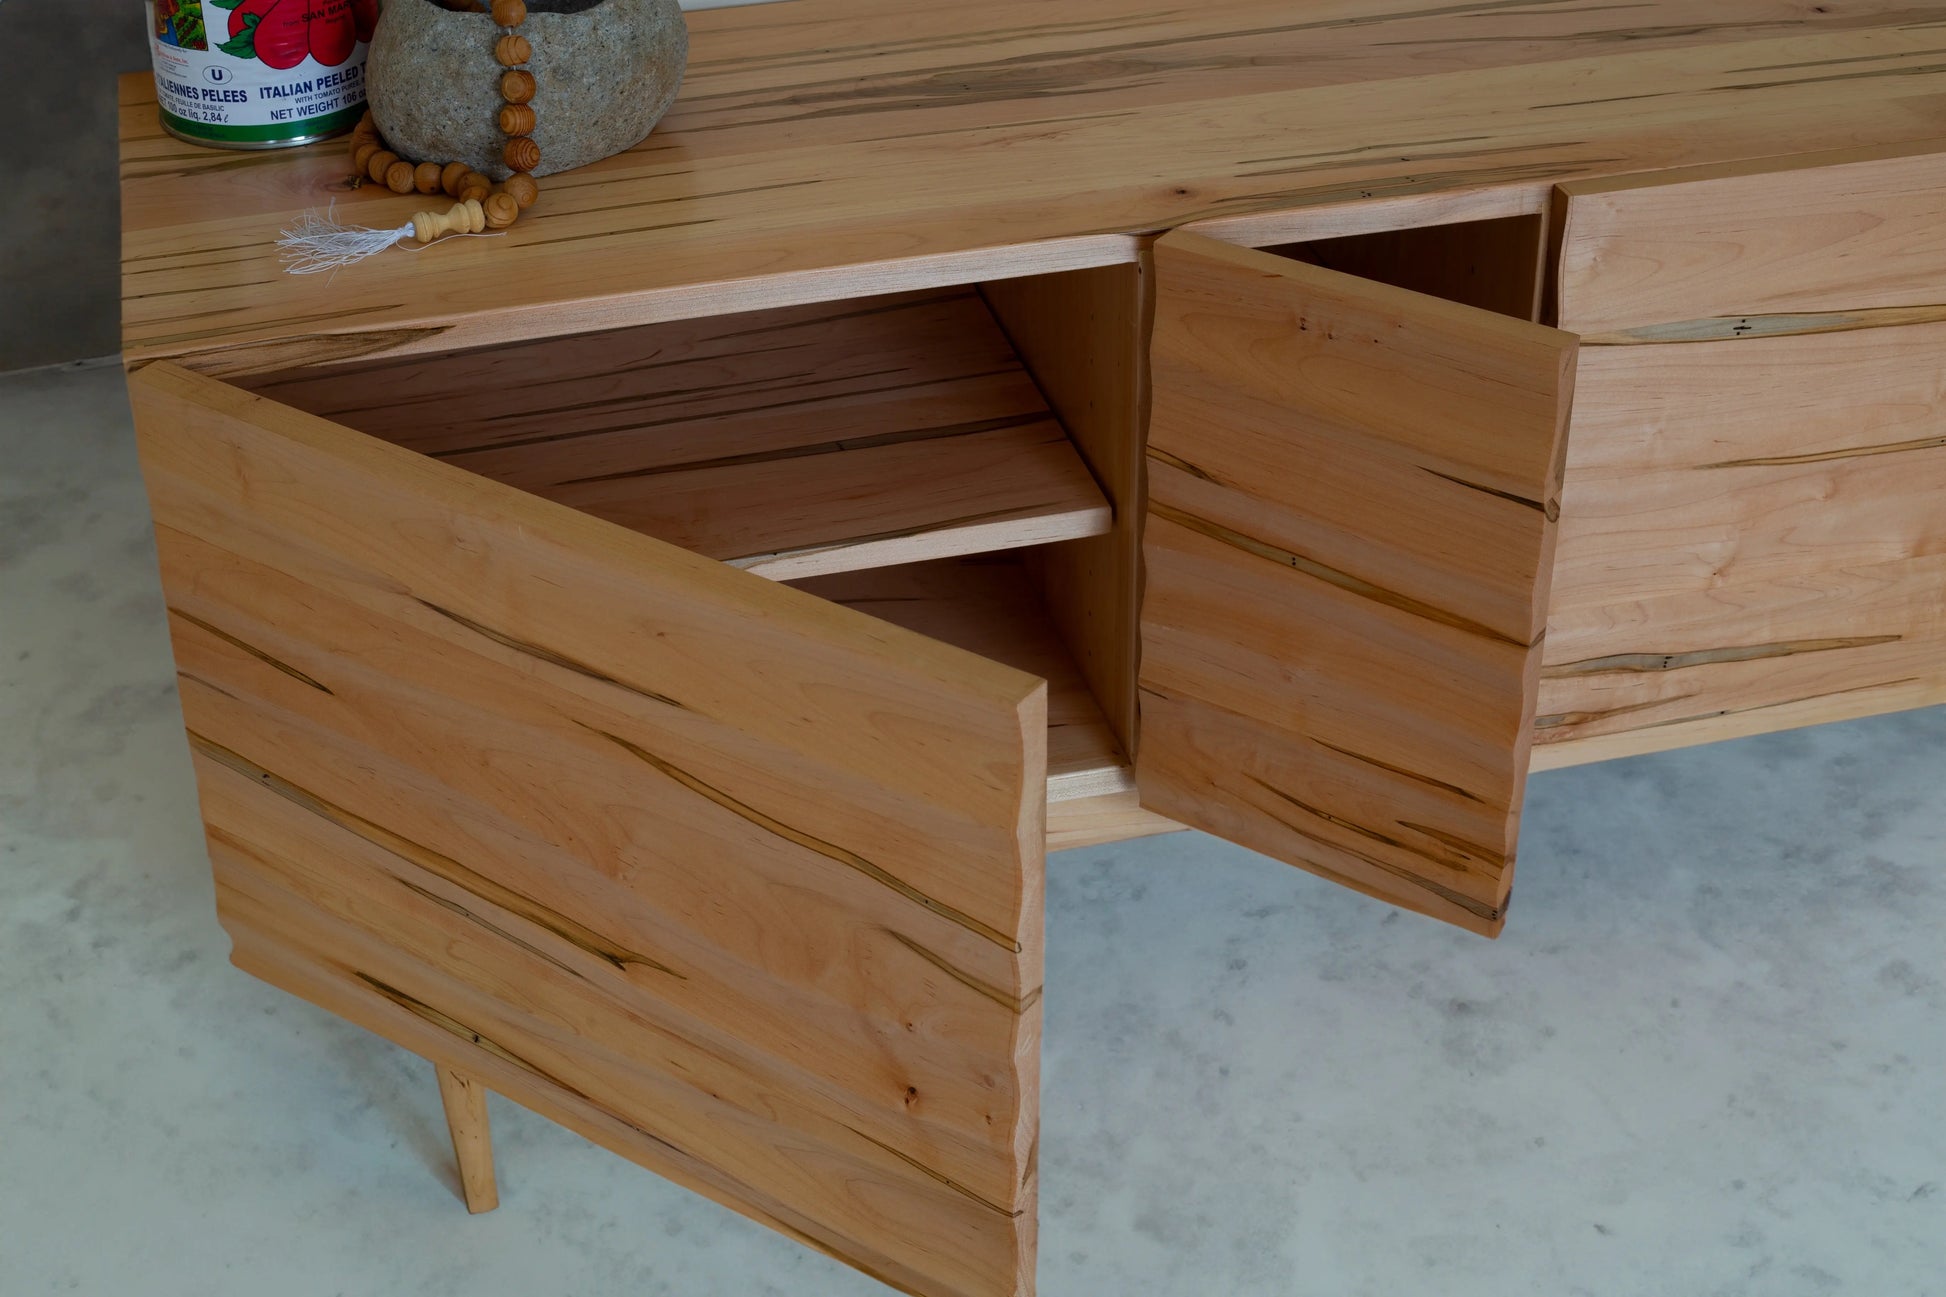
411, 199, 487, 244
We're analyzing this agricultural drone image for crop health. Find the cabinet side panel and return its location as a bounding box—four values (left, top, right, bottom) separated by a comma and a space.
981, 259, 1151, 758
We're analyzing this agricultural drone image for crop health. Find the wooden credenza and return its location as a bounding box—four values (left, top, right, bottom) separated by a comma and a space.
119, 4, 1946, 1294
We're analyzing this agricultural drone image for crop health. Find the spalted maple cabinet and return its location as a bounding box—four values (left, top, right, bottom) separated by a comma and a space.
120, 3, 1946, 1294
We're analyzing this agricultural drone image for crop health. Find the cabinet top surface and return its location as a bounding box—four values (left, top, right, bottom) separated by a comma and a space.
121, 0, 1946, 371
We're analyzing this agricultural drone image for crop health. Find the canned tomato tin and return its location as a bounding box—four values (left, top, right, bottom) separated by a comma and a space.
147, 0, 376, 149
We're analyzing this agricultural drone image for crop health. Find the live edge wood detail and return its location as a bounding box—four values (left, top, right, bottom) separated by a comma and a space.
1140, 233, 1576, 937
1536, 145, 1946, 763
1551, 140, 1946, 339
239, 290, 1110, 582
128, 363, 1045, 1297
120, 4, 1946, 375
115, 5, 1946, 1292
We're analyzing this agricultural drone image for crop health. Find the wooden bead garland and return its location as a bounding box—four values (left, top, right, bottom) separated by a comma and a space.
315, 0, 542, 261
499, 103, 536, 136
502, 173, 539, 210
501, 70, 536, 103
504, 136, 541, 173
483, 192, 521, 229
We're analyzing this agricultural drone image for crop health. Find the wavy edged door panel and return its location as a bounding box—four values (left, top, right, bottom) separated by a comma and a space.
128, 362, 1046, 1297
1139, 232, 1577, 936
1536, 320, 1946, 765
1541, 143, 1946, 763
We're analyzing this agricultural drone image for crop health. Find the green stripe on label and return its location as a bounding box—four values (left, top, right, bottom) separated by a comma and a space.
160, 102, 365, 145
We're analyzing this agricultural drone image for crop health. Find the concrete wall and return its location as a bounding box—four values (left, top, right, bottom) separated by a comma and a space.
3, 0, 153, 371
0, 0, 770, 372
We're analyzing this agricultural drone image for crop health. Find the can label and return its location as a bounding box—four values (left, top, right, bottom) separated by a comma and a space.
148, 0, 374, 146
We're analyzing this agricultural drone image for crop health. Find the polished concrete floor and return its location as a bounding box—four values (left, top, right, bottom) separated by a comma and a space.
3, 361, 1943, 1295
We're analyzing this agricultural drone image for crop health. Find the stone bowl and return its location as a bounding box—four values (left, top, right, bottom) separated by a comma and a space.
366, 0, 687, 179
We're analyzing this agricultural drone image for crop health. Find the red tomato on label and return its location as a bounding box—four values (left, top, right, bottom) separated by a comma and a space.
227, 0, 357, 70
353, 0, 378, 43
310, 0, 357, 66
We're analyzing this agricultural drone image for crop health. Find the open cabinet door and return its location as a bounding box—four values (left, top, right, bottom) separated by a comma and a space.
1138, 232, 1576, 936
129, 363, 1045, 1297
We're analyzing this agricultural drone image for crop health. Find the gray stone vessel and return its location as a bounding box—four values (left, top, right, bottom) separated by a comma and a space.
367, 0, 687, 180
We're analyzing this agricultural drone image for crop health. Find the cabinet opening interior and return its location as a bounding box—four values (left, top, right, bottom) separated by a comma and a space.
1261, 213, 1547, 322
235, 266, 1145, 814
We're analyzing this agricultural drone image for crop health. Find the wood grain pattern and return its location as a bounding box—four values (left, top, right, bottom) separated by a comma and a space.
1553, 138, 1946, 334
1529, 674, 1946, 770
120, 4, 1946, 373
130, 362, 1045, 1297
240, 290, 1108, 581
1043, 790, 1185, 854
1268, 214, 1547, 323
980, 259, 1149, 756
1537, 142, 1946, 760
1535, 321, 1946, 756
792, 556, 1131, 805
435, 1065, 500, 1214
1139, 232, 1576, 935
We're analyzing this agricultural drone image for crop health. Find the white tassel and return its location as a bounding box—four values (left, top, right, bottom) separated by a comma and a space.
276, 199, 494, 274
277, 207, 415, 274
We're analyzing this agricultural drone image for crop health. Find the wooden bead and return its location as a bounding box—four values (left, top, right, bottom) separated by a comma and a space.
503, 136, 541, 173
491, 0, 527, 25
352, 140, 380, 172
366, 149, 399, 184
351, 116, 378, 145
458, 172, 493, 204
440, 160, 472, 197
385, 159, 417, 194
495, 33, 531, 66
483, 192, 521, 229
498, 103, 536, 136
414, 162, 445, 195
503, 172, 539, 210
500, 70, 536, 104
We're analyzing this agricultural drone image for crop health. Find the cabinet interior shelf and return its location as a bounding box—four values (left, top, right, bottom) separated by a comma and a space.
242, 289, 1111, 582
793, 555, 1133, 804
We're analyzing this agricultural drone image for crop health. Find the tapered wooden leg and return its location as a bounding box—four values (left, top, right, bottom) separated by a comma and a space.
434, 1063, 500, 1214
